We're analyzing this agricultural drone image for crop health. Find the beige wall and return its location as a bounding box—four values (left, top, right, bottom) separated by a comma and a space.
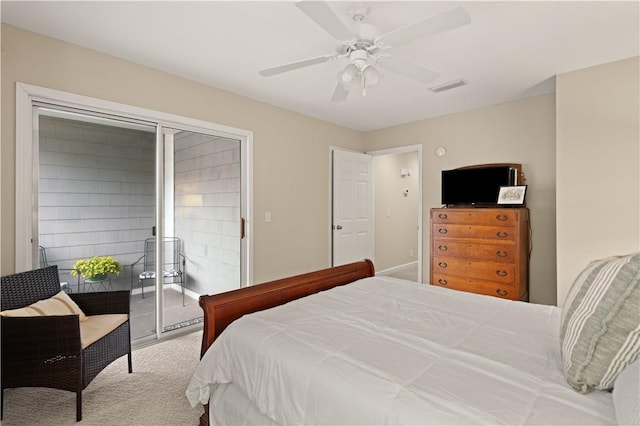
0, 24, 365, 282
374, 152, 419, 272
556, 57, 640, 306
3, 24, 637, 307
365, 94, 557, 305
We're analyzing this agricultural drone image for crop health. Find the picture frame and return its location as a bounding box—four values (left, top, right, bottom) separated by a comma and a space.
497, 185, 527, 205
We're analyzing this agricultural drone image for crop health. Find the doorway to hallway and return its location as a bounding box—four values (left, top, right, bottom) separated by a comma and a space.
331, 145, 423, 282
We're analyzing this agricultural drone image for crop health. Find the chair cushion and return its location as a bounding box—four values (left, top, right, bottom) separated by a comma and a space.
560, 251, 640, 393
0, 290, 87, 321
80, 314, 128, 349
164, 269, 181, 277
139, 270, 181, 279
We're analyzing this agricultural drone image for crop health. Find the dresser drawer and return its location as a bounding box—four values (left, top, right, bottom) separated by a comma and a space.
429, 206, 528, 301
432, 256, 515, 284
432, 224, 515, 241
432, 209, 516, 226
431, 273, 517, 300
432, 239, 515, 263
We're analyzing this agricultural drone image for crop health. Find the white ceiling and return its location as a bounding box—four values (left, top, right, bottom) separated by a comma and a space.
2, 1, 638, 131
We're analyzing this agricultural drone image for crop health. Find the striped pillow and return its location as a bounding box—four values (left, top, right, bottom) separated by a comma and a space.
560, 252, 640, 393
0, 290, 87, 321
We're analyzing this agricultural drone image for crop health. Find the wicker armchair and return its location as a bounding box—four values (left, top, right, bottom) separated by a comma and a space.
1, 265, 132, 422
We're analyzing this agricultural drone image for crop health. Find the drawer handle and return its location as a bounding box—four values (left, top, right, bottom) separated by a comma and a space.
496, 231, 508, 238
496, 214, 508, 221
438, 279, 448, 286
438, 262, 448, 269
496, 250, 508, 257
438, 228, 448, 234
438, 213, 448, 219
496, 270, 508, 277
438, 245, 448, 252
496, 289, 508, 297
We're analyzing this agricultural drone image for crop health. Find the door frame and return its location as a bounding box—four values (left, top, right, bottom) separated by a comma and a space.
329, 144, 423, 283
15, 83, 254, 337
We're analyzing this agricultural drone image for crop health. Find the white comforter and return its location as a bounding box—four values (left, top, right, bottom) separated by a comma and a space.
187, 276, 615, 425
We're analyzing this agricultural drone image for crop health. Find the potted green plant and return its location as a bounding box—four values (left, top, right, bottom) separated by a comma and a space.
72, 256, 122, 281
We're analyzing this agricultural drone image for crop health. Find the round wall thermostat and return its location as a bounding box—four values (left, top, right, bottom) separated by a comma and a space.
435, 146, 447, 157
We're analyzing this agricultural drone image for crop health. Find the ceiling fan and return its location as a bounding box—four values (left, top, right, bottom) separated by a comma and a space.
259, 1, 471, 102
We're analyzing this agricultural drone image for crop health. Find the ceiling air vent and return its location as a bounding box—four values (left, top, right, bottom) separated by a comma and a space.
428, 79, 468, 93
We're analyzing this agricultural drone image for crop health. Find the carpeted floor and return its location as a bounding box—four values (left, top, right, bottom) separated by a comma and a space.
380, 262, 419, 282
1, 331, 204, 426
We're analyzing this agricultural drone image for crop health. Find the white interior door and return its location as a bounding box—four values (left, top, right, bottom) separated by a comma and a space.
332, 150, 373, 266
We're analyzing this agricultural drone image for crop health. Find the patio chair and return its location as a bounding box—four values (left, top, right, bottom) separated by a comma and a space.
131, 237, 186, 305
39, 245, 78, 293
0, 265, 132, 422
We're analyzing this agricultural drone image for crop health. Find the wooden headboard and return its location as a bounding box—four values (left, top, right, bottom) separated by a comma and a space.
198, 259, 375, 358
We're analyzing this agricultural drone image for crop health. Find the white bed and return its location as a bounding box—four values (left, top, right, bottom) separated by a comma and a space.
187, 275, 620, 425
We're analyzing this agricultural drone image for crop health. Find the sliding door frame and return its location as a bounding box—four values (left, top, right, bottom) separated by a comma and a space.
15, 83, 253, 337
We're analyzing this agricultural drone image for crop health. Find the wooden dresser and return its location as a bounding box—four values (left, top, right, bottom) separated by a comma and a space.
430, 207, 529, 301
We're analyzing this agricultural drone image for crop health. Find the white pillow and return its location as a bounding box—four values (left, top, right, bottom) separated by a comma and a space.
613, 360, 640, 426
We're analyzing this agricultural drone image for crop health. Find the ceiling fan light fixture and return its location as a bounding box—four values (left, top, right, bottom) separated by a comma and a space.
338, 64, 362, 90
349, 49, 369, 67
362, 65, 381, 87
339, 63, 358, 83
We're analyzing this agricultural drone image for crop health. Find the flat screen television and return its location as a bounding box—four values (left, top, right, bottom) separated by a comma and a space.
441, 166, 517, 206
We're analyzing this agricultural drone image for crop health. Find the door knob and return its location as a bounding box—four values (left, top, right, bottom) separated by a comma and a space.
334, 225, 343, 230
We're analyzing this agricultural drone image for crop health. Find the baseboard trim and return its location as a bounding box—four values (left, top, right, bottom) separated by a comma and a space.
130, 283, 199, 301
377, 261, 418, 276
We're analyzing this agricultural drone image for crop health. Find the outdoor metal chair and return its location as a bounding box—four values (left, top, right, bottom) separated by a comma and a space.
39, 245, 77, 293
130, 237, 186, 305
0, 265, 132, 422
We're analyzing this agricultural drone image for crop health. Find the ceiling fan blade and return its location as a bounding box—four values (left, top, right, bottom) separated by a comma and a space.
259, 54, 335, 77
331, 83, 349, 102
379, 58, 440, 84
377, 7, 470, 48
296, 1, 353, 41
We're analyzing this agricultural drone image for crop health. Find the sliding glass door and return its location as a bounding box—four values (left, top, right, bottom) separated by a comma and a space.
31, 101, 248, 341
160, 128, 242, 332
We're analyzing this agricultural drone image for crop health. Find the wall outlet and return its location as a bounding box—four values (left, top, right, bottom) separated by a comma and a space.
264, 211, 272, 222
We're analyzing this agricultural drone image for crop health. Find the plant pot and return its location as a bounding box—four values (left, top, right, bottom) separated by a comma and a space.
85, 273, 108, 282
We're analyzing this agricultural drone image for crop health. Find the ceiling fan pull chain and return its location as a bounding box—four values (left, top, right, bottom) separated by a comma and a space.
361, 74, 367, 96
